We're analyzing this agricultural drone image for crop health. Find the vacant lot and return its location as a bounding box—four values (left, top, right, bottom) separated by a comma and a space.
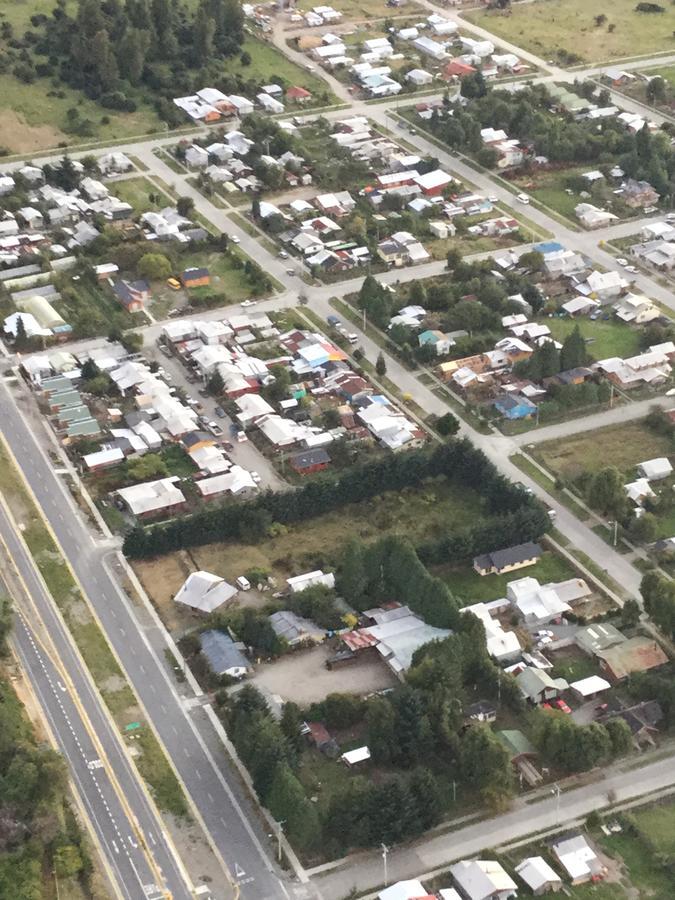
535, 421, 673, 480
250, 644, 395, 705
467, 0, 675, 64
133, 479, 485, 608
221, 36, 335, 103
546, 318, 641, 362
434, 550, 576, 603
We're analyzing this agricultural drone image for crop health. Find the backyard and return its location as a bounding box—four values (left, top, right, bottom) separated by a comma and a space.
109, 176, 170, 216
546, 318, 642, 361
534, 420, 674, 481
466, 0, 675, 64
433, 550, 577, 604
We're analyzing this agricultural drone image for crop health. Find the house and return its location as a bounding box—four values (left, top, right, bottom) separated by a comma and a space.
473, 542, 542, 577
98, 152, 133, 175
414, 169, 453, 196
637, 457, 672, 480
83, 447, 125, 472
287, 85, 312, 103
112, 279, 150, 312
290, 448, 331, 475
269, 610, 325, 646
551, 834, 605, 885
411, 36, 449, 60
576, 623, 627, 657
570, 675, 611, 702
199, 630, 251, 678
174, 571, 237, 614
497, 729, 542, 787
613, 293, 659, 324
601, 700, 663, 746
516, 667, 568, 704
465, 700, 497, 724
584, 269, 628, 301
575, 203, 618, 229
621, 178, 659, 209
507, 576, 590, 626
235, 393, 275, 426
442, 59, 476, 80
449, 859, 517, 900
418, 329, 455, 356
287, 570, 335, 593
597, 636, 668, 681
494, 394, 537, 420
196, 467, 257, 500
185, 145, 209, 168
181, 267, 210, 289
624, 477, 656, 507
116, 476, 186, 518
378, 879, 429, 900
406, 68, 433, 87
462, 603, 521, 663
515, 857, 562, 895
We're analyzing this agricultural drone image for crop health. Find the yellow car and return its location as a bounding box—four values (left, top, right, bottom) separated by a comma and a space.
166, 277, 181, 290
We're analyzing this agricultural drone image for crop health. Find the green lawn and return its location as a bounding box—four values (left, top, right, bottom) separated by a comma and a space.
601, 830, 675, 897
434, 551, 577, 603
0, 73, 163, 155
630, 801, 675, 854
109, 177, 170, 216
510, 166, 634, 223
535, 421, 674, 481
546, 318, 642, 362
220, 36, 336, 105
466, 0, 675, 64
186, 249, 264, 301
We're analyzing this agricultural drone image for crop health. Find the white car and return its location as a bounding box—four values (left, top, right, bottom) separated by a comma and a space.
231, 235, 241, 244
667, 213, 675, 222
240, 299, 257, 308
516, 193, 530, 204
251, 471, 262, 484
488, 196, 498, 203
616, 258, 628, 266
625, 265, 638, 274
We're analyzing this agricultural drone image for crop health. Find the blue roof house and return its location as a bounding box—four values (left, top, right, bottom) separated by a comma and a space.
494, 394, 537, 420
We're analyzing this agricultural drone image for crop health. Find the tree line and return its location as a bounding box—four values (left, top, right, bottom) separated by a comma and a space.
123, 438, 546, 558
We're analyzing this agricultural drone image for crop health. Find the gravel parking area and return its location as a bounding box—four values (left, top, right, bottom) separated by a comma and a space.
250, 644, 396, 705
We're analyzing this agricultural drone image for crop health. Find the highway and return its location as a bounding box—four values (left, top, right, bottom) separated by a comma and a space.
0, 379, 295, 900
0, 505, 192, 900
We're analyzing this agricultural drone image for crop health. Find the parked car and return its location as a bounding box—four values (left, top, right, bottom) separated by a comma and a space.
231, 235, 241, 244
240, 299, 257, 308
236, 576, 251, 591
251, 471, 262, 484
198, 415, 210, 427
158, 344, 173, 358
552, 698, 571, 714
616, 258, 628, 266
286, 268, 297, 276
214, 406, 225, 418
278, 250, 289, 259
208, 422, 223, 437
625, 265, 638, 274
236, 430, 248, 442
516, 193, 530, 204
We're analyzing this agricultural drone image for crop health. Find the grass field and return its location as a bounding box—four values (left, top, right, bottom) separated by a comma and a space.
535, 421, 674, 480
434, 550, 576, 603
546, 318, 642, 361
466, 0, 675, 64
220, 36, 336, 104
109, 177, 170, 216
133, 478, 487, 616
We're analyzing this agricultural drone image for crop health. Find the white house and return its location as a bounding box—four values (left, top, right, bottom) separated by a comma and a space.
613, 293, 659, 324
515, 856, 562, 895
450, 859, 517, 900
287, 570, 335, 593
551, 834, 605, 885
174, 571, 237, 613
185, 145, 209, 168
406, 68, 433, 87
638, 457, 673, 480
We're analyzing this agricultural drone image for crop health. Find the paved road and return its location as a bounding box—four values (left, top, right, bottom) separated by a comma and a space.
0, 510, 192, 900
0, 379, 296, 900
313, 751, 675, 898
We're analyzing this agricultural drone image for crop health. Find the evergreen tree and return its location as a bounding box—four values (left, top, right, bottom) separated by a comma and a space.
267, 764, 320, 852
560, 325, 587, 371
375, 352, 387, 377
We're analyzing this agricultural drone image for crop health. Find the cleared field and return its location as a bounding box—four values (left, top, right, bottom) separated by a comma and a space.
133, 479, 486, 614
466, 0, 675, 64
535, 421, 674, 480
546, 318, 641, 361
221, 35, 335, 103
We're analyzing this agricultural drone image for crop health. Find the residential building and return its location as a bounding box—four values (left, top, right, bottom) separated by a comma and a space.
116, 476, 186, 518
575, 623, 627, 657
111, 279, 149, 313
199, 630, 251, 678
465, 700, 497, 724
551, 834, 605, 885
449, 859, 517, 900
514, 857, 562, 894
269, 610, 325, 646
497, 729, 542, 787
507, 576, 590, 626
575, 203, 618, 229
290, 448, 331, 475
418, 329, 455, 356
378, 879, 429, 900
516, 667, 568, 704
613, 293, 659, 324
620, 178, 659, 209
597, 637, 668, 681
473, 542, 542, 576
462, 602, 521, 663
174, 571, 237, 614
637, 457, 673, 480
494, 394, 537, 420
181, 267, 210, 288
287, 570, 335, 593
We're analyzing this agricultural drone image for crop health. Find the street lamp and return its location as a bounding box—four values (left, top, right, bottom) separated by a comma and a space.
551, 783, 561, 826
381, 843, 389, 886
608, 520, 618, 547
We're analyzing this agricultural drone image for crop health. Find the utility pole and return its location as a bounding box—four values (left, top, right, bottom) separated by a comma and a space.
276, 820, 285, 862
609, 380, 615, 409
381, 843, 389, 886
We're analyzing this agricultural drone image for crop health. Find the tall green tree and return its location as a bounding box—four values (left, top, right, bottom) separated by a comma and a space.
560, 325, 587, 371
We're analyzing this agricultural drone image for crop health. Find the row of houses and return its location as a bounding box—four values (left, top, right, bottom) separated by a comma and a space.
173, 84, 313, 124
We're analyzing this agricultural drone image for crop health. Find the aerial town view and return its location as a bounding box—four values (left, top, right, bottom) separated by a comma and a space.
6, 0, 675, 898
